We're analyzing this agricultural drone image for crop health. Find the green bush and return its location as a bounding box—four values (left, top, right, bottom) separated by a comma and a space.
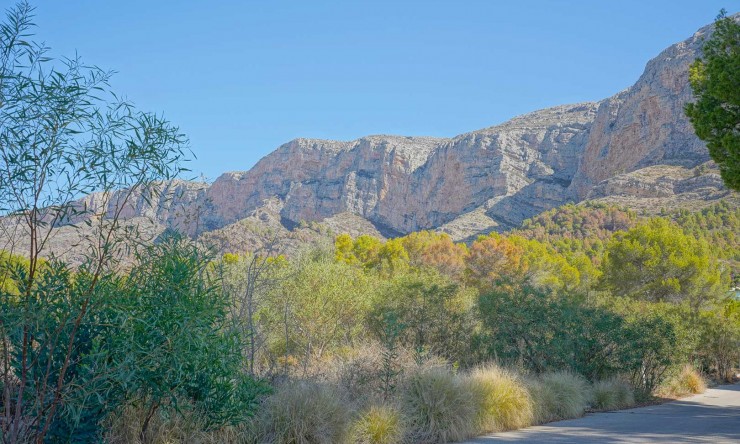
109, 235, 268, 438
369, 270, 478, 366
478, 284, 635, 380
616, 301, 697, 396
698, 301, 740, 382
591, 379, 636, 410
464, 365, 533, 432
402, 367, 477, 443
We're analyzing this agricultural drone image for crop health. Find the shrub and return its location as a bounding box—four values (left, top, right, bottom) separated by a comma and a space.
617, 301, 697, 396
658, 366, 707, 398
478, 284, 635, 380
698, 302, 740, 382
527, 372, 591, 424
252, 381, 351, 443
402, 367, 477, 443
349, 404, 406, 444
591, 379, 636, 410
369, 271, 478, 366
464, 365, 534, 432
109, 235, 268, 438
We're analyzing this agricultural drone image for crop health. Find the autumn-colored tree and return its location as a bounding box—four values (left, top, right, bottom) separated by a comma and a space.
465, 234, 527, 290
399, 230, 467, 278
335, 233, 358, 264
377, 238, 410, 275
335, 234, 408, 274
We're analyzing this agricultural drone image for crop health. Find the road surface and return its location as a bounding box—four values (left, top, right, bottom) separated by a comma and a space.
463, 383, 740, 443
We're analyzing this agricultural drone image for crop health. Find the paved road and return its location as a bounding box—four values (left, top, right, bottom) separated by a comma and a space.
463, 383, 740, 443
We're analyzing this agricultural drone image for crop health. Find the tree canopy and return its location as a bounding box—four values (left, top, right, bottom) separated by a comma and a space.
685, 11, 740, 190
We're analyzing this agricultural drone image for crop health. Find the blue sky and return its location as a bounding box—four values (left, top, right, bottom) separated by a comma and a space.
31, 0, 734, 180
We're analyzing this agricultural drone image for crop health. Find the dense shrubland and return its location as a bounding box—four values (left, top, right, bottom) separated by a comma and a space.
5, 200, 735, 442
1, 3, 737, 443
1, 204, 740, 443
179, 201, 736, 443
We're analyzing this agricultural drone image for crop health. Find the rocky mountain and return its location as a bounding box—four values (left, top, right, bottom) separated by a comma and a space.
5, 17, 738, 260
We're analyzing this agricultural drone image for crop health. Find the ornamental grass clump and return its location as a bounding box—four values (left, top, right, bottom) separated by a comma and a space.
464, 365, 534, 433
591, 379, 636, 411
252, 381, 351, 444
402, 367, 477, 444
527, 371, 591, 424
659, 365, 707, 398
349, 404, 406, 444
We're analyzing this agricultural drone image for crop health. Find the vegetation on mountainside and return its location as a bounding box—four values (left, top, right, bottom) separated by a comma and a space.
1, 2, 738, 443
685, 10, 740, 191
3, 195, 737, 442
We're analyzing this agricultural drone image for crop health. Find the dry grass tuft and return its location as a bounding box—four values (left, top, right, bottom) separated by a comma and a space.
402, 367, 477, 443
251, 380, 351, 443
349, 404, 406, 444
658, 365, 707, 398
591, 379, 636, 411
464, 365, 534, 433
105, 403, 243, 444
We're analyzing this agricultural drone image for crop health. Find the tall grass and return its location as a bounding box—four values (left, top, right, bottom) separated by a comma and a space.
526, 371, 591, 424
591, 379, 636, 410
349, 404, 406, 444
251, 380, 350, 443
105, 403, 243, 444
464, 365, 534, 433
658, 365, 707, 398
402, 367, 477, 443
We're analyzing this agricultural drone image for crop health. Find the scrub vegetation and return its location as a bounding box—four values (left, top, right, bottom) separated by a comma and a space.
0, 3, 736, 443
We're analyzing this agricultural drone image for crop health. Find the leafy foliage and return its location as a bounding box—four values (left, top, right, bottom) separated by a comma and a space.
478, 284, 637, 380
601, 218, 725, 313
369, 270, 477, 366
685, 10, 740, 190
111, 235, 268, 437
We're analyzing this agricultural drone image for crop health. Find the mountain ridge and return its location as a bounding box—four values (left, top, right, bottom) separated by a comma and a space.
4, 16, 738, 260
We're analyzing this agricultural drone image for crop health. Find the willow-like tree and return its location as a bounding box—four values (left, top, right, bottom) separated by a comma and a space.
685, 10, 740, 191
0, 2, 188, 442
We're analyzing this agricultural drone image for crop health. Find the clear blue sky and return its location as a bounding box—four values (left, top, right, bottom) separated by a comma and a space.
30, 0, 734, 180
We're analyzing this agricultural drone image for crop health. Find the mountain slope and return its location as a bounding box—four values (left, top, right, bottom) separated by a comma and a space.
5, 17, 737, 259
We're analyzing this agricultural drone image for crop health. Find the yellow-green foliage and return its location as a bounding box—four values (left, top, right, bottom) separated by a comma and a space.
527, 372, 591, 424
402, 367, 477, 444
252, 381, 350, 443
591, 379, 636, 410
464, 365, 534, 433
349, 404, 406, 444
659, 366, 707, 398
0, 250, 32, 295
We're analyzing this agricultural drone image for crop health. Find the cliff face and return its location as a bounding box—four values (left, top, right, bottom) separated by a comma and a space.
171, 102, 598, 238
13, 18, 736, 259
570, 22, 711, 199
